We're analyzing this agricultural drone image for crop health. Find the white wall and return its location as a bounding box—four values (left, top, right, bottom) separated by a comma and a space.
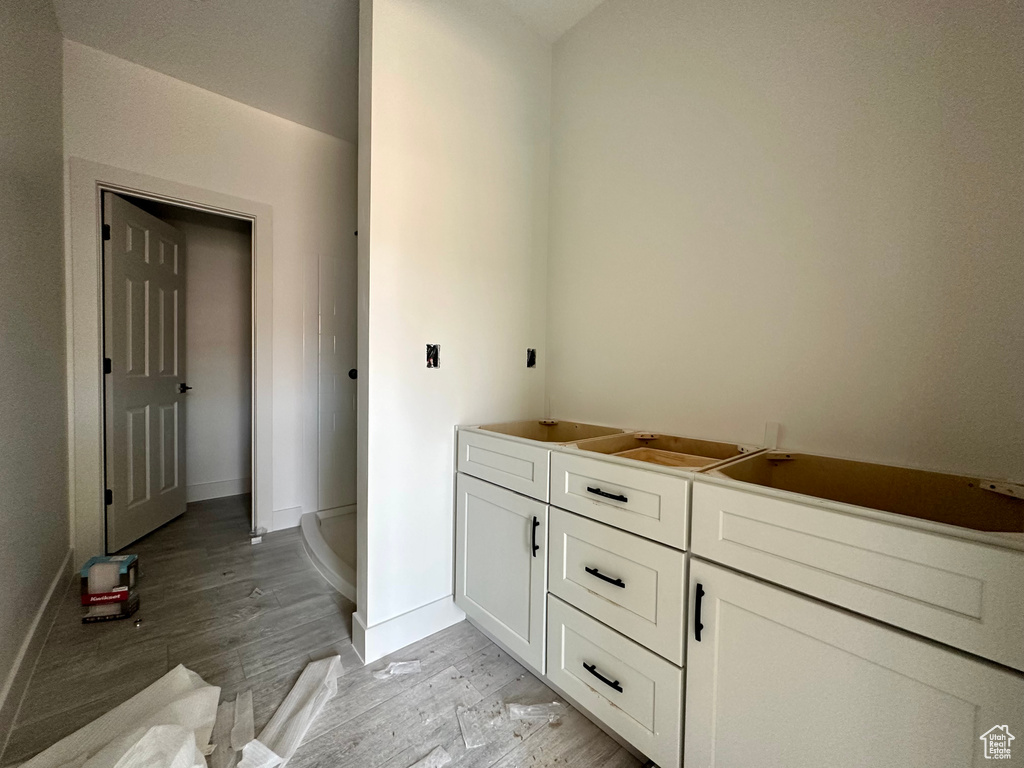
358, 0, 550, 642
177, 215, 252, 500
548, 0, 1024, 481
63, 41, 359, 527
0, 0, 69, 722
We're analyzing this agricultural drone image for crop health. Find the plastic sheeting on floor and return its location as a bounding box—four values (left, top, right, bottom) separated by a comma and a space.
237, 655, 341, 768
19, 665, 220, 768
18, 655, 341, 768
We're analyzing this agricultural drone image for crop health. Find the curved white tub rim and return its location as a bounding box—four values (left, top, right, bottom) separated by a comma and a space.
299, 509, 356, 603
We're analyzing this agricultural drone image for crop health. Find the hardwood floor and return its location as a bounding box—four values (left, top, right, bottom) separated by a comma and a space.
1, 496, 641, 768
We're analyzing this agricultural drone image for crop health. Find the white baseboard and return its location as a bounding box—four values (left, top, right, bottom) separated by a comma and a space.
353, 597, 466, 665
317, 504, 356, 521
0, 548, 73, 758
271, 505, 304, 531
186, 477, 252, 503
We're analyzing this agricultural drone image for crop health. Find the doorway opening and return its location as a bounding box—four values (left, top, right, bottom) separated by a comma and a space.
101, 192, 254, 552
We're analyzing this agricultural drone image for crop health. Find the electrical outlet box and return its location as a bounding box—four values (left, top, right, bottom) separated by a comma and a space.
426, 344, 440, 368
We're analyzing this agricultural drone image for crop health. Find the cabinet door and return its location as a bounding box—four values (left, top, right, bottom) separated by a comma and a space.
685, 559, 1024, 768
455, 473, 548, 673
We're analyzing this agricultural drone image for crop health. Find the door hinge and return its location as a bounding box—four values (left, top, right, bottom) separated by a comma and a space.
105, 489, 113, 506
102, 224, 111, 241
103, 357, 112, 375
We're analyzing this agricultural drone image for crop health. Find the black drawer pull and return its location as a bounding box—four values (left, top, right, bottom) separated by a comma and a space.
694, 582, 705, 642
586, 486, 628, 503
585, 566, 625, 588
583, 662, 623, 693
532, 516, 540, 557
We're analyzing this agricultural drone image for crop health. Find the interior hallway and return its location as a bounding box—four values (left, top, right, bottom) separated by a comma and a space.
1, 497, 639, 768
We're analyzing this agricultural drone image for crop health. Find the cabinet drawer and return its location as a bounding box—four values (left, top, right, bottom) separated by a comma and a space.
691, 480, 1024, 672
550, 451, 689, 549
457, 429, 550, 501
547, 596, 683, 768
549, 508, 686, 664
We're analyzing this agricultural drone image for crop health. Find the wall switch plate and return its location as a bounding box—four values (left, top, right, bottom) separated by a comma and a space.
426, 344, 440, 368
527, 348, 537, 368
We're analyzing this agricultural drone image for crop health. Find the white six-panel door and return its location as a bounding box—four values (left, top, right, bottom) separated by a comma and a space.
685, 558, 1024, 768
103, 192, 188, 551
455, 473, 548, 673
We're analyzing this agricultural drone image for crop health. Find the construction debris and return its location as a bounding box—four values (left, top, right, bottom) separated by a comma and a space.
238, 655, 341, 767
209, 701, 237, 768
456, 704, 503, 749
18, 656, 341, 768
372, 660, 421, 679
507, 702, 563, 723
19, 665, 219, 768
408, 746, 452, 768
237, 740, 282, 768
230, 690, 255, 751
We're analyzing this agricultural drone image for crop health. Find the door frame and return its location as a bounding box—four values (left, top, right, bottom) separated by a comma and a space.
67, 158, 274, 559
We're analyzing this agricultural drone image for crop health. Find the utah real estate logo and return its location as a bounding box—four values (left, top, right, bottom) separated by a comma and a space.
980, 725, 1014, 760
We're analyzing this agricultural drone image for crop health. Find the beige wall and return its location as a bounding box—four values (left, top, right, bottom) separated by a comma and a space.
0, 0, 70, 717
359, 0, 550, 634
548, 0, 1024, 481
63, 41, 358, 527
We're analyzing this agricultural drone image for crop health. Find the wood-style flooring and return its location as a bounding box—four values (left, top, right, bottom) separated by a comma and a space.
1, 496, 641, 768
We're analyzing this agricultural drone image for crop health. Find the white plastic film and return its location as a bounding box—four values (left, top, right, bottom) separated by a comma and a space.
20, 666, 219, 768
107, 726, 201, 768
230, 690, 255, 752
253, 655, 340, 766
235, 740, 282, 768
372, 660, 421, 679
208, 700, 237, 768
507, 702, 563, 723
456, 705, 503, 749
407, 746, 452, 768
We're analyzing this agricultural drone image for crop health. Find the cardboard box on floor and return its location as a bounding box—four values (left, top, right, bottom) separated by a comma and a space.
80, 554, 140, 623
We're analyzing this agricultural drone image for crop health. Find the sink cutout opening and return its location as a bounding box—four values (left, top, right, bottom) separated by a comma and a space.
478, 420, 628, 444
713, 452, 1024, 533
575, 432, 752, 471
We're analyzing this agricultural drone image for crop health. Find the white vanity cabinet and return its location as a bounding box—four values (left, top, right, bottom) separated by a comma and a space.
455, 473, 548, 673
685, 559, 1024, 768
455, 425, 1024, 768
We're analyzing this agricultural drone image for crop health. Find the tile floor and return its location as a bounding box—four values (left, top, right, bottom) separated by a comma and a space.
1, 496, 641, 768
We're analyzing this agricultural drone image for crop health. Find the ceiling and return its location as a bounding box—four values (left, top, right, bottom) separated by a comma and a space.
53, 0, 606, 144
495, 0, 607, 42
53, 0, 360, 143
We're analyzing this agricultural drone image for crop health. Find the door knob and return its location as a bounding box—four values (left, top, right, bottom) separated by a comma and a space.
179, 383, 193, 394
